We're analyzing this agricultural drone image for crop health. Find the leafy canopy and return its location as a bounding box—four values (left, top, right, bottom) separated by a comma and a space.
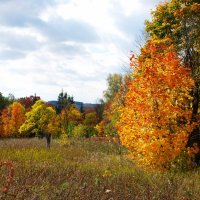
19, 100, 56, 136
117, 40, 194, 169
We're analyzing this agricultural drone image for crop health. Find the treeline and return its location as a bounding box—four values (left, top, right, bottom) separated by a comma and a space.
0, 91, 105, 143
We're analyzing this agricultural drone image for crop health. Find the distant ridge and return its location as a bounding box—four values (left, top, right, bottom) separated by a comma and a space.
48, 100, 97, 112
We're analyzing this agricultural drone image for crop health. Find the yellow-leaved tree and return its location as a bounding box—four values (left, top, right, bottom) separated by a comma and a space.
117, 40, 195, 169
19, 100, 57, 148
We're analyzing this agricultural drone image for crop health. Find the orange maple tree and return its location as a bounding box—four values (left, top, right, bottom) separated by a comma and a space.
1, 102, 25, 137
117, 40, 195, 169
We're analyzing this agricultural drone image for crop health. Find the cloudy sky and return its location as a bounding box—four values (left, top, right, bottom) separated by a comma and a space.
0, 0, 161, 103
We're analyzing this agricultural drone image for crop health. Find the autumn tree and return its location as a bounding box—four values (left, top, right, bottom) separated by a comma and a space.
0, 116, 3, 137
47, 114, 62, 138
71, 111, 98, 138
84, 112, 97, 127
19, 100, 56, 148
1, 109, 10, 137
1, 102, 25, 137
145, 0, 200, 152
117, 41, 194, 169
18, 94, 40, 110
60, 105, 82, 136
55, 90, 77, 136
145, 0, 200, 69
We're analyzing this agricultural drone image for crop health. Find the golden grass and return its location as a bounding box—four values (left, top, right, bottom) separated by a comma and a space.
0, 138, 200, 200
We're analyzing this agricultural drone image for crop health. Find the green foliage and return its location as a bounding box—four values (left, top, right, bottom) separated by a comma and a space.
145, 0, 200, 100
73, 124, 97, 138
145, 0, 200, 84
73, 124, 87, 138
104, 120, 117, 136
95, 99, 105, 122
56, 90, 74, 114
103, 73, 123, 103
85, 126, 98, 138
58, 134, 70, 146
66, 121, 76, 137
99, 73, 130, 137
59, 105, 82, 136
83, 112, 97, 126
0, 92, 10, 111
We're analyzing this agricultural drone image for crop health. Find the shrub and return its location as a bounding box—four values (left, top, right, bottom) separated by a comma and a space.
73, 124, 97, 138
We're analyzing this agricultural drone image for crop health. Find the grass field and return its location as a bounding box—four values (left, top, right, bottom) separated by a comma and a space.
0, 138, 200, 200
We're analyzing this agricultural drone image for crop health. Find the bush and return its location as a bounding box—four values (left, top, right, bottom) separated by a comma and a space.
83, 112, 97, 126
85, 126, 98, 138
58, 134, 70, 146
73, 124, 97, 138
104, 121, 117, 136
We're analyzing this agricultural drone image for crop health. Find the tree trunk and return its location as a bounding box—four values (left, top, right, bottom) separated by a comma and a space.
187, 82, 200, 165
45, 133, 51, 149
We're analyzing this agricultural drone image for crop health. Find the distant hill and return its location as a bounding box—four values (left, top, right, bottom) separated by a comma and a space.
48, 100, 97, 112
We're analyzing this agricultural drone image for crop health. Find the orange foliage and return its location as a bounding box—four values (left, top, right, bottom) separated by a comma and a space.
1, 102, 25, 137
117, 40, 195, 169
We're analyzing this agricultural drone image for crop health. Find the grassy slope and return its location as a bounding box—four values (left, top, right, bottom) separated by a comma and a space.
0, 138, 200, 200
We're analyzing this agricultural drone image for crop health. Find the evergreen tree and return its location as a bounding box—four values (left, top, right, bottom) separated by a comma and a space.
56, 90, 74, 114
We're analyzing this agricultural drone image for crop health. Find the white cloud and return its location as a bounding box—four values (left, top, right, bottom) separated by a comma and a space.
0, 25, 47, 42
0, 0, 161, 103
40, 0, 125, 38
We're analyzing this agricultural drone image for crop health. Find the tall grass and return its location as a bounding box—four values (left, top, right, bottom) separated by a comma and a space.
0, 138, 200, 200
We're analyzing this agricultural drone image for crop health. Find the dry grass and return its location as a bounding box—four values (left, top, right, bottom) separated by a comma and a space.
0, 138, 200, 200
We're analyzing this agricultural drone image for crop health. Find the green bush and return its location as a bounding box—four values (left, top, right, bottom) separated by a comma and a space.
104, 121, 117, 136
73, 124, 86, 138
73, 124, 97, 138
85, 126, 98, 138
83, 112, 97, 126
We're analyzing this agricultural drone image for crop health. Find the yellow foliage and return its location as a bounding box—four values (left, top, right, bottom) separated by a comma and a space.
95, 121, 105, 136
58, 134, 70, 146
117, 40, 195, 169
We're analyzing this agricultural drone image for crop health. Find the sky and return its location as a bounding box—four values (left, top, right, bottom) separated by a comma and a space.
0, 0, 161, 103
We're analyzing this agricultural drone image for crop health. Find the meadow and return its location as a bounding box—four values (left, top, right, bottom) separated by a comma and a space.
0, 138, 200, 200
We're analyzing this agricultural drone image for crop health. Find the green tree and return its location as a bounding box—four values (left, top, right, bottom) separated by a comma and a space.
73, 124, 97, 138
84, 112, 97, 126
19, 100, 56, 148
56, 90, 76, 136
95, 99, 105, 123
103, 74, 123, 103
0, 92, 10, 111
56, 90, 74, 114
145, 0, 200, 70
98, 73, 129, 136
